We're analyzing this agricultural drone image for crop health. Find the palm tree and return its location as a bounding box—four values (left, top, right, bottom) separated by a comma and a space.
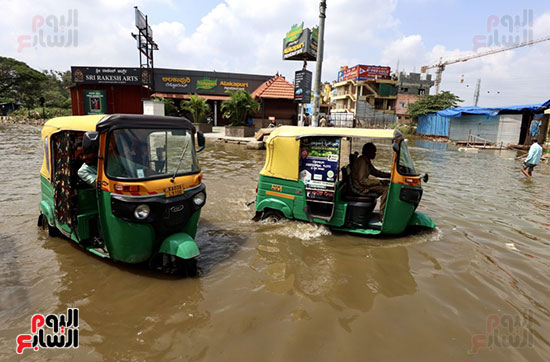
180, 94, 211, 123
220, 90, 260, 126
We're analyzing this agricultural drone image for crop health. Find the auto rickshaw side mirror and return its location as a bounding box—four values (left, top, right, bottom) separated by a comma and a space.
423, 173, 429, 183
196, 131, 205, 153
82, 131, 99, 154
392, 141, 400, 153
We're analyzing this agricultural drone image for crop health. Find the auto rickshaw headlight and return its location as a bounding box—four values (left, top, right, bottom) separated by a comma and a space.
134, 204, 150, 220
193, 192, 206, 206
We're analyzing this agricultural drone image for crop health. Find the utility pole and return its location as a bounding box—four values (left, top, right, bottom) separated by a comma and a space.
312, 0, 326, 127
473, 78, 481, 106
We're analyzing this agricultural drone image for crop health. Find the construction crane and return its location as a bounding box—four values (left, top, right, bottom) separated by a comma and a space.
421, 35, 550, 94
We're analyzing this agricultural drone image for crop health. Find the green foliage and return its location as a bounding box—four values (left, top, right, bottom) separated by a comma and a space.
395, 124, 416, 135
0, 56, 47, 106
151, 96, 178, 116
180, 94, 210, 123
9, 106, 72, 121
0, 57, 73, 121
406, 91, 463, 119
41, 70, 72, 108
220, 90, 259, 126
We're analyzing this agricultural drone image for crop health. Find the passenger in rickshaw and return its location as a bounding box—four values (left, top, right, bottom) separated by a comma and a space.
77, 151, 97, 186
350, 142, 391, 218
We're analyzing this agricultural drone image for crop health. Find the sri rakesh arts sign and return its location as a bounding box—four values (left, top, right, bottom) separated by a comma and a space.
71, 66, 142, 85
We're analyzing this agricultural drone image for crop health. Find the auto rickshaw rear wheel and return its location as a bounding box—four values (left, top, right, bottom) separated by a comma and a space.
260, 209, 284, 223
38, 214, 58, 237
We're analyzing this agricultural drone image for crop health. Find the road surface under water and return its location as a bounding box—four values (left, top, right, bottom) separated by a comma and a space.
0, 123, 548, 361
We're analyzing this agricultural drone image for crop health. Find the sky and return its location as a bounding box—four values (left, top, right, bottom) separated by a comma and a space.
1, 0, 549, 107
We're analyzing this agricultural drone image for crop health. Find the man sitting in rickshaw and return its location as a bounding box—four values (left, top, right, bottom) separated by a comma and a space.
78, 151, 98, 186
350, 142, 391, 219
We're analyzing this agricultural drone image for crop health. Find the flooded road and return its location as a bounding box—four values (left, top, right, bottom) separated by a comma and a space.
0, 123, 549, 361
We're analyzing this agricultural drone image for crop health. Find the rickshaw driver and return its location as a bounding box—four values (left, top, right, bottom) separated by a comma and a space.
350, 142, 391, 219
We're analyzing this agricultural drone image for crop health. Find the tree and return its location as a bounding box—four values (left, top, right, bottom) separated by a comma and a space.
151, 96, 178, 116
406, 91, 463, 120
180, 94, 210, 123
220, 90, 260, 126
0, 56, 47, 105
40, 70, 72, 108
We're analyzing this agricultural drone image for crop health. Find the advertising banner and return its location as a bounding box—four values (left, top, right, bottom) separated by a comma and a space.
294, 69, 312, 103
83, 90, 107, 115
153, 69, 271, 95
282, 23, 317, 61
337, 65, 391, 82
299, 137, 340, 187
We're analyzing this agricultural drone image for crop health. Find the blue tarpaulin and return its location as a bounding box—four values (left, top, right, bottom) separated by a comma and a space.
437, 99, 550, 118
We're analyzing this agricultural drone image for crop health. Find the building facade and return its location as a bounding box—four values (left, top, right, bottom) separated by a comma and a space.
329, 65, 398, 127
417, 101, 550, 145
69, 66, 298, 126
396, 72, 434, 123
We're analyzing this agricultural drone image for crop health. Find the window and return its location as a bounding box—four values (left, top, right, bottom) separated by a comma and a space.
401, 87, 408, 92
397, 141, 418, 176
418, 89, 425, 95
400, 102, 406, 108
44, 136, 50, 174
106, 128, 199, 180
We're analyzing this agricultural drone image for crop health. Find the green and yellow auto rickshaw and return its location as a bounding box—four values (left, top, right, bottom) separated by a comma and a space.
254, 126, 435, 235
38, 114, 206, 275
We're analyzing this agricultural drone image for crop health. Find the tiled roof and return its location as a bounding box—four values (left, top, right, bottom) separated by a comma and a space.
251, 75, 294, 100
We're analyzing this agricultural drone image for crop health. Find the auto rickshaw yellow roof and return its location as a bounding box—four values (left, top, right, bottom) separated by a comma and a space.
41, 115, 106, 139
261, 126, 397, 182
264, 126, 395, 144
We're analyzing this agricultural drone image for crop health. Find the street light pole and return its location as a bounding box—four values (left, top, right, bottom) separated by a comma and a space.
312, 0, 326, 127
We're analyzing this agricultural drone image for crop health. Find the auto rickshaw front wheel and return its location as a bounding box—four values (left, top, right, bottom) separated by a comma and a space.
151, 253, 198, 277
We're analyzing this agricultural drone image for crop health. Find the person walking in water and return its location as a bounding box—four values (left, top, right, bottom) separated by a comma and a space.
521, 138, 543, 177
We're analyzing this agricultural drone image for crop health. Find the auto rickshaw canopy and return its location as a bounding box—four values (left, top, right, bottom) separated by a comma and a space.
41, 115, 106, 140
40, 114, 196, 180
260, 126, 396, 181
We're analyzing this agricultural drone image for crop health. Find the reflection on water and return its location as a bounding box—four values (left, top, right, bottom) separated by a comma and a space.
0, 124, 549, 361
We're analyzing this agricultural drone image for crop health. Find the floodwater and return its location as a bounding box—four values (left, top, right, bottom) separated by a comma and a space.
0, 123, 549, 361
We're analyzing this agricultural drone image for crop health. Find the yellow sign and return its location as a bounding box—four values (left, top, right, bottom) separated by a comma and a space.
162, 76, 190, 84
283, 42, 305, 54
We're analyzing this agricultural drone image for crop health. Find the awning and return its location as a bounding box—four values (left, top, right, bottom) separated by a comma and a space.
151, 93, 229, 101
437, 99, 550, 118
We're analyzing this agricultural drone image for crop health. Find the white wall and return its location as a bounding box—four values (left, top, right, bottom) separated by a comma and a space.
496, 115, 522, 145
143, 100, 165, 116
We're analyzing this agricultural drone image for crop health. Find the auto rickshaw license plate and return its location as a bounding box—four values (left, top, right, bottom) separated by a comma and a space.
165, 184, 184, 198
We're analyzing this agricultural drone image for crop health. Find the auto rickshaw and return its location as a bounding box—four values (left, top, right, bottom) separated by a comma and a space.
38, 114, 206, 275
254, 126, 435, 235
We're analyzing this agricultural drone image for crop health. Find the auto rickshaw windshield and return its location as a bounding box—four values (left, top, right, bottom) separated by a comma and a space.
106, 128, 200, 180
397, 141, 417, 176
